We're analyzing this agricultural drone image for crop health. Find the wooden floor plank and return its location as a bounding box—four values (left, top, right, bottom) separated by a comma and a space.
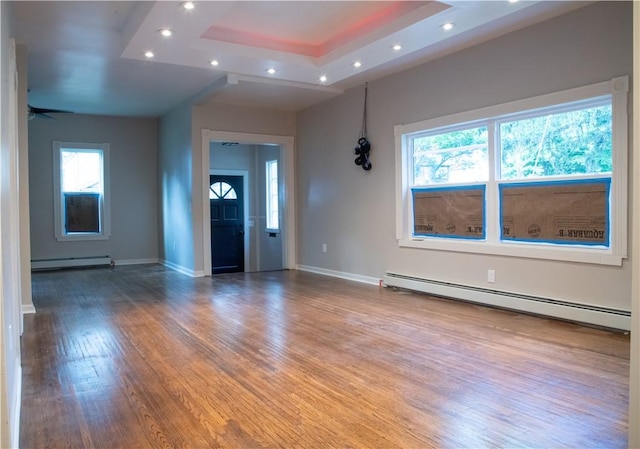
21, 265, 629, 448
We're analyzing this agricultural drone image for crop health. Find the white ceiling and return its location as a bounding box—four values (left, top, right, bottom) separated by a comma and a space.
11, 0, 588, 117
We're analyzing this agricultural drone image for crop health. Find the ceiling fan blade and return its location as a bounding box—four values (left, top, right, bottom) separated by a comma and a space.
29, 105, 73, 115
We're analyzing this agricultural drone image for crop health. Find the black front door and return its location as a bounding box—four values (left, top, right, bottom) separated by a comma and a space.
210, 175, 244, 274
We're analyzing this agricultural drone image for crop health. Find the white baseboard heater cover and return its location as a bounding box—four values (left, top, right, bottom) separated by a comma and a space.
383, 272, 630, 331
31, 256, 111, 271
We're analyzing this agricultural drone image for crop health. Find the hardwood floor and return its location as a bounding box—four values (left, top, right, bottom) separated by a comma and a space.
21, 265, 629, 448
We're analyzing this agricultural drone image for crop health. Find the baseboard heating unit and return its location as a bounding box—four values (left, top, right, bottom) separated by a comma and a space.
31, 256, 112, 271
383, 272, 631, 331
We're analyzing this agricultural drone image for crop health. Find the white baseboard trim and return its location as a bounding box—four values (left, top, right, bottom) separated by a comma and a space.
383, 272, 631, 331
22, 303, 36, 315
31, 256, 111, 270
160, 259, 204, 278
296, 265, 381, 286
113, 258, 159, 266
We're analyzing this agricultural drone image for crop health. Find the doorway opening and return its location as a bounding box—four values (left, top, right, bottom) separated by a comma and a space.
202, 131, 295, 275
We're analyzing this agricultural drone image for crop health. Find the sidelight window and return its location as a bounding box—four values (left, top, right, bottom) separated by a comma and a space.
266, 160, 279, 231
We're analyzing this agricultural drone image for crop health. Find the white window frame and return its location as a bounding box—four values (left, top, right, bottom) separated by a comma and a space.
394, 76, 628, 266
265, 159, 279, 232
53, 141, 111, 241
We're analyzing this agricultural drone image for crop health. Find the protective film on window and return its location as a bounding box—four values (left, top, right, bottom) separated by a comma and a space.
64, 192, 100, 233
412, 185, 486, 239
499, 178, 610, 246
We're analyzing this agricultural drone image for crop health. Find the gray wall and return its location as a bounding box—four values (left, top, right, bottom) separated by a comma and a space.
296, 2, 634, 311
158, 102, 194, 273
29, 114, 159, 264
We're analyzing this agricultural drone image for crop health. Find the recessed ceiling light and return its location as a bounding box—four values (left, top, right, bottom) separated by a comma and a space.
266, 68, 276, 75
144, 51, 154, 58
392, 44, 402, 51
182, 1, 195, 10
508, 0, 519, 3
353, 61, 362, 68
210, 60, 219, 67
159, 28, 173, 37
319, 75, 327, 83
441, 22, 455, 31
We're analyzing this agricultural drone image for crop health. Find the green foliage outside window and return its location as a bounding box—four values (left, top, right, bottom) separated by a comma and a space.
500, 104, 612, 179
411, 104, 612, 186
412, 127, 488, 185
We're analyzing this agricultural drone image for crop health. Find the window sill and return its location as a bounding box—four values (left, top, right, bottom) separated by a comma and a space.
398, 237, 624, 266
56, 233, 110, 242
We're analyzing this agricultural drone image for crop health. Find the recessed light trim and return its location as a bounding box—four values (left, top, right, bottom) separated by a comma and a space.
144, 51, 154, 58
159, 28, 173, 37
441, 22, 455, 31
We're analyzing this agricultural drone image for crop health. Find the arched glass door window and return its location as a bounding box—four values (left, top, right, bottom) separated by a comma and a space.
209, 181, 237, 200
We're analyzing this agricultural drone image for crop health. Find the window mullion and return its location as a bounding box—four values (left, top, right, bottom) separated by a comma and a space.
485, 120, 499, 244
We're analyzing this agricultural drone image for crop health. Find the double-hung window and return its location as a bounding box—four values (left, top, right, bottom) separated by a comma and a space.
53, 141, 110, 241
395, 76, 628, 265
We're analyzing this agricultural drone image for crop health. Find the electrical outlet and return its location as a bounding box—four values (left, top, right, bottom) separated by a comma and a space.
322, 243, 327, 253
487, 269, 496, 283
